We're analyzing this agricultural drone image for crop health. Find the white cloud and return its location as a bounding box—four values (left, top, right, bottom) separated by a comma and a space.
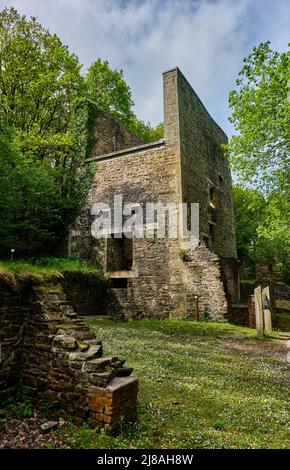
1, 0, 289, 134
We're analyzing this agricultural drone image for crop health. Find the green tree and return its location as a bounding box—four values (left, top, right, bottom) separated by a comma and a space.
86, 58, 163, 143
228, 42, 290, 191
86, 59, 134, 126
229, 42, 290, 281
130, 119, 164, 143
0, 7, 84, 160
0, 130, 61, 254
0, 107, 95, 256
232, 186, 265, 264
233, 185, 290, 281
0, 8, 92, 255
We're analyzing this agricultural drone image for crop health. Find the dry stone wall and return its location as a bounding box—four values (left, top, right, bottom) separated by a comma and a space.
60, 271, 108, 316
0, 276, 27, 401
88, 110, 143, 158
182, 244, 228, 320
0, 274, 138, 431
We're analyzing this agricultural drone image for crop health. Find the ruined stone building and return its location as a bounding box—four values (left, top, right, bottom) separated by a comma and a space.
69, 67, 239, 320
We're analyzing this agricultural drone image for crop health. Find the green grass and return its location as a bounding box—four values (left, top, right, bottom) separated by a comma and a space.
61, 319, 290, 449
0, 257, 101, 275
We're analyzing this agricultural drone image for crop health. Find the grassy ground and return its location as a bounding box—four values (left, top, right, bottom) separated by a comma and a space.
0, 257, 101, 276
60, 319, 290, 449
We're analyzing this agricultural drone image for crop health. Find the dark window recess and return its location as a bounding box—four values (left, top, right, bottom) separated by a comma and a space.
209, 223, 215, 240
209, 206, 218, 223
107, 235, 133, 271
209, 187, 217, 208
202, 235, 210, 248
110, 278, 128, 289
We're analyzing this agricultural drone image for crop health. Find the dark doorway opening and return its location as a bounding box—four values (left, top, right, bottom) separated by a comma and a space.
107, 235, 133, 271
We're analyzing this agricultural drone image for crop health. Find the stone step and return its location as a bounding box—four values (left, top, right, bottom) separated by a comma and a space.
82, 356, 114, 372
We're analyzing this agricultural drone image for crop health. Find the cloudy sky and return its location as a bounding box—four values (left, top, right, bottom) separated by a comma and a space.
1, 0, 289, 135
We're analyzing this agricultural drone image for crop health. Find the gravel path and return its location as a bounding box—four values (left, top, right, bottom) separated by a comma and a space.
0, 411, 68, 449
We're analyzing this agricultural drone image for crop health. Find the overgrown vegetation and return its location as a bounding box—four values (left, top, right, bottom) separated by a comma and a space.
85, 58, 164, 142
229, 42, 290, 281
178, 249, 190, 262
57, 319, 289, 449
0, 7, 163, 258
0, 8, 92, 256
0, 257, 101, 275
0, 386, 34, 425
3, 394, 33, 421
232, 186, 290, 282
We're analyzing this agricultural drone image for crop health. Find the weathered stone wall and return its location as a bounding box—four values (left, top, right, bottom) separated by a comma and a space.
70, 68, 238, 320
0, 277, 27, 400
0, 275, 138, 431
177, 70, 236, 258
61, 271, 108, 316
183, 245, 228, 320
163, 68, 238, 318
88, 110, 144, 158
175, 68, 239, 303
70, 140, 183, 319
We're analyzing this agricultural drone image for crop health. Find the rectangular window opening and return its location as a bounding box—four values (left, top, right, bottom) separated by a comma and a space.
110, 278, 128, 289
107, 235, 133, 271
209, 187, 217, 208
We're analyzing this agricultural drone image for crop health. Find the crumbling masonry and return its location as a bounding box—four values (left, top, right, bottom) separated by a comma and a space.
0, 274, 137, 430
70, 68, 239, 320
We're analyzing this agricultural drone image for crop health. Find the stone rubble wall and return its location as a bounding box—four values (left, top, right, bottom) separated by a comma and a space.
70, 143, 183, 320
182, 244, 228, 321
0, 277, 27, 400
0, 274, 138, 431
175, 69, 239, 303
89, 109, 144, 158
70, 68, 239, 321
60, 271, 108, 316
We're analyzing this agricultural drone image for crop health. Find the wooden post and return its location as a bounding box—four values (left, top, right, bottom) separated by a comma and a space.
248, 295, 256, 328
262, 286, 272, 333
254, 285, 264, 337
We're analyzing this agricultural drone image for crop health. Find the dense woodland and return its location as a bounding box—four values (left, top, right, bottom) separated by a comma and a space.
0, 8, 289, 282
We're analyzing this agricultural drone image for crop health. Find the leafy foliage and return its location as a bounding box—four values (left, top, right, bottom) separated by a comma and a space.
0, 7, 84, 155
4, 389, 33, 420
233, 186, 290, 281
85, 58, 163, 143
229, 42, 290, 280
86, 59, 134, 126
178, 249, 190, 262
0, 131, 63, 253
0, 106, 94, 256
232, 186, 265, 266
0, 9, 94, 255
228, 41, 290, 191
129, 119, 164, 143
